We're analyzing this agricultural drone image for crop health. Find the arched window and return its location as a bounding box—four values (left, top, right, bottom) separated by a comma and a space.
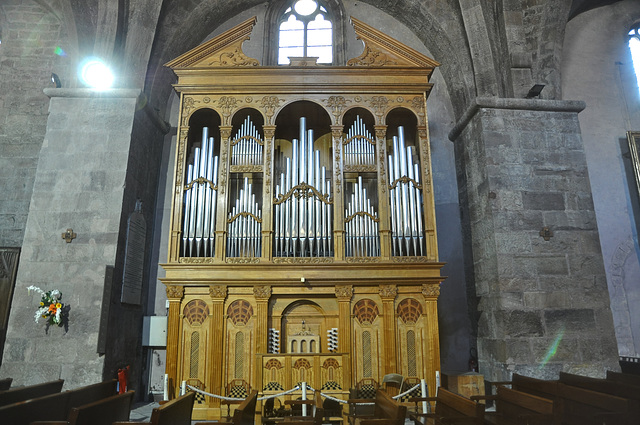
278, 0, 333, 64
630, 23, 640, 96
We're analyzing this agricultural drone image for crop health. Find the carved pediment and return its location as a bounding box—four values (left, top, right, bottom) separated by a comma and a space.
164, 16, 260, 69
347, 17, 439, 72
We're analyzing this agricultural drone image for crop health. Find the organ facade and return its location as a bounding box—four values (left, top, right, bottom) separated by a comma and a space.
162, 16, 445, 420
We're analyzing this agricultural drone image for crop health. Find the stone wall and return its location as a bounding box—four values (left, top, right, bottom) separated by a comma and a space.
0, 89, 146, 389
0, 3, 71, 246
451, 98, 619, 380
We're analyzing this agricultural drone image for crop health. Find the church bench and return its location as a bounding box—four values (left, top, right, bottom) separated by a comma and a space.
0, 377, 12, 391
29, 390, 135, 425
113, 391, 195, 425
409, 387, 484, 425
559, 371, 640, 403
349, 389, 407, 425
606, 370, 640, 387
0, 379, 65, 407
0, 379, 117, 425
195, 390, 258, 425
471, 386, 553, 425
283, 390, 325, 425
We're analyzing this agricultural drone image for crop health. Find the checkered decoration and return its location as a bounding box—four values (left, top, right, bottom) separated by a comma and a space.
228, 386, 248, 398
186, 380, 207, 404
327, 328, 338, 352
263, 381, 284, 391
358, 384, 377, 399
268, 328, 280, 353
321, 381, 342, 390
399, 384, 421, 402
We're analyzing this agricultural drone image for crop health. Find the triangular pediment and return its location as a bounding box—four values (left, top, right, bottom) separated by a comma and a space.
347, 17, 440, 70
164, 17, 260, 69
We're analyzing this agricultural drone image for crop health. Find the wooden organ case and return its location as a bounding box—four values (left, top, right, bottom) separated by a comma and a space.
162, 16, 445, 420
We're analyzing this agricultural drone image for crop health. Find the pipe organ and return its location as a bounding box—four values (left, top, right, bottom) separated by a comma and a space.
162, 16, 445, 421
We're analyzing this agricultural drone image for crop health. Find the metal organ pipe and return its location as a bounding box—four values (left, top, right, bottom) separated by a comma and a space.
227, 176, 262, 257
182, 127, 219, 257
232, 116, 263, 166
274, 117, 332, 257
345, 176, 379, 257
388, 126, 424, 256
345, 115, 375, 166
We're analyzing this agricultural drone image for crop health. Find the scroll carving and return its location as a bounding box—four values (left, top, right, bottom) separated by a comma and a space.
166, 285, 185, 300
347, 46, 398, 67
253, 285, 272, 300
209, 285, 227, 299
379, 284, 397, 299
422, 284, 440, 298
335, 285, 354, 300
208, 47, 259, 67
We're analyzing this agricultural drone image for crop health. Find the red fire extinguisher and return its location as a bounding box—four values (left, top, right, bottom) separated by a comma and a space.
117, 366, 130, 394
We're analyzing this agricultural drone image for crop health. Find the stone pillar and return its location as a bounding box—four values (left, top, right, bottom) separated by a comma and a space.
166, 285, 184, 399
335, 285, 353, 390
379, 284, 398, 375
209, 284, 227, 408
450, 97, 619, 380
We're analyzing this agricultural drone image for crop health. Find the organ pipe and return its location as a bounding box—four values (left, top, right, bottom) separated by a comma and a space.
345, 176, 380, 257
388, 126, 424, 256
227, 176, 262, 258
273, 117, 333, 257
344, 115, 375, 166
231, 116, 263, 166
182, 127, 219, 257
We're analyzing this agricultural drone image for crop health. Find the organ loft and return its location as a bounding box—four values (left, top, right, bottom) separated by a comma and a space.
162, 16, 444, 420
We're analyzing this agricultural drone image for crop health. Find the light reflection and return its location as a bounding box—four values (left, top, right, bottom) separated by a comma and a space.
539, 327, 565, 369
79, 58, 114, 90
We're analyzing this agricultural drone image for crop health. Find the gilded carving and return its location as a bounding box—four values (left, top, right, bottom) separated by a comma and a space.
209, 284, 227, 299
344, 165, 377, 173
179, 257, 215, 264
324, 96, 350, 120
273, 257, 334, 264
218, 96, 240, 120
368, 96, 389, 118
166, 285, 184, 300
208, 48, 259, 67
225, 257, 260, 264
345, 256, 380, 263
253, 285, 272, 300
261, 96, 282, 125
422, 284, 440, 297
335, 285, 353, 299
379, 284, 397, 299
391, 256, 428, 263
182, 97, 198, 122
230, 165, 263, 173
347, 46, 398, 67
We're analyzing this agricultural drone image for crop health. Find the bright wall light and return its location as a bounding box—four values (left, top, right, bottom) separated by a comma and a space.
79, 58, 114, 90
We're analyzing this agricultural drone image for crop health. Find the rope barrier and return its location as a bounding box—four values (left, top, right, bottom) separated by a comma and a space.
186, 382, 422, 406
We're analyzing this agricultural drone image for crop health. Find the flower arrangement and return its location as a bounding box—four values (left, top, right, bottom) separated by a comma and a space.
27, 286, 65, 327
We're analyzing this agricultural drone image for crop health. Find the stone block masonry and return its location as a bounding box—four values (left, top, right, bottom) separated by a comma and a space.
451, 97, 619, 381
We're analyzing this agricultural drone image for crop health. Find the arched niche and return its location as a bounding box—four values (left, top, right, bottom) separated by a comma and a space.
281, 300, 327, 353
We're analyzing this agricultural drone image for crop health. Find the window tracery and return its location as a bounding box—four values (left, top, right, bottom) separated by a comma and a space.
278, 0, 333, 64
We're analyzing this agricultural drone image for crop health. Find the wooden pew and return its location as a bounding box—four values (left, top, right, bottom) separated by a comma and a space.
283, 390, 324, 425
472, 386, 553, 425
113, 391, 195, 425
559, 371, 640, 402
0, 379, 64, 407
0, 379, 118, 425
0, 377, 12, 391
410, 387, 484, 425
30, 390, 135, 425
489, 373, 639, 425
195, 390, 258, 425
349, 389, 407, 425
606, 370, 640, 387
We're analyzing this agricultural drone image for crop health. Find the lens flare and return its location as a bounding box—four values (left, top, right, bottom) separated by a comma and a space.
79, 58, 114, 90
539, 327, 565, 369
54, 46, 66, 56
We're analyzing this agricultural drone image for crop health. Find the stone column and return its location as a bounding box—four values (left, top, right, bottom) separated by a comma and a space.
335, 285, 353, 390
165, 285, 184, 399
450, 97, 619, 380
379, 284, 398, 375
209, 284, 227, 408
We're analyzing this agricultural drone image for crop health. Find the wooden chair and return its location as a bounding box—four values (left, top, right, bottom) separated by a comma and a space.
410, 387, 484, 425
472, 386, 552, 425
113, 391, 195, 425
348, 379, 379, 424
0, 377, 12, 391
30, 390, 135, 425
0, 379, 117, 425
195, 390, 258, 425
349, 389, 406, 425
283, 391, 325, 425
0, 379, 64, 407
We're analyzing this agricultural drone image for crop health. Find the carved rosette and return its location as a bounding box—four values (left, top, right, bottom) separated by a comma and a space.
253, 285, 272, 300
422, 284, 440, 298
378, 284, 397, 300
209, 285, 227, 300
335, 285, 354, 300
166, 285, 185, 300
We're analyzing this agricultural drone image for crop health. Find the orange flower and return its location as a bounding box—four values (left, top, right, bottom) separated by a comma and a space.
48, 303, 56, 313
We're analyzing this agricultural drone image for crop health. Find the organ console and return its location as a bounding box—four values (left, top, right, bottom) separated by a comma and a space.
162, 16, 445, 421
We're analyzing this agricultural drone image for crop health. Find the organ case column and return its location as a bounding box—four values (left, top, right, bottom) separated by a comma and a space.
208, 285, 227, 412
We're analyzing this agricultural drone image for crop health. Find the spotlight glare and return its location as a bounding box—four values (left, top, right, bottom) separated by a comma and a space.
80, 59, 114, 90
